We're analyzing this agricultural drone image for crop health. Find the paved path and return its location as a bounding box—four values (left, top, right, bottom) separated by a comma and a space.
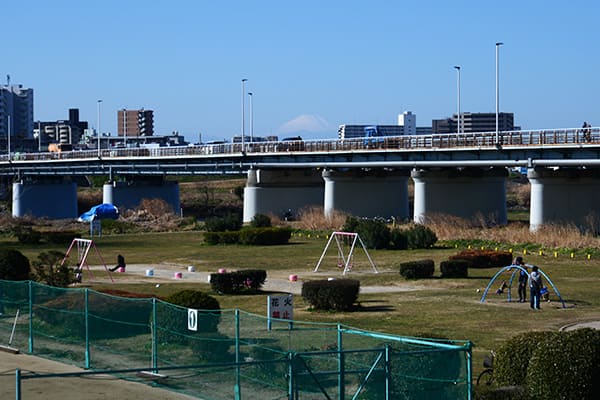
94, 263, 430, 295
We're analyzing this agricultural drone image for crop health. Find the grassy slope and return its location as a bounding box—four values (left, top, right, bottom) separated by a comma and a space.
4, 230, 600, 374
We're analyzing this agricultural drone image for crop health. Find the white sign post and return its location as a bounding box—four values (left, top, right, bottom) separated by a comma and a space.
267, 294, 293, 330
187, 308, 198, 331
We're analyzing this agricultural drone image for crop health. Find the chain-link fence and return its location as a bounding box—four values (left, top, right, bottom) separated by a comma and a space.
1, 280, 472, 399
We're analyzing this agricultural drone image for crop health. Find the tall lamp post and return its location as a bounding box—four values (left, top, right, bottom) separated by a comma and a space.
97, 99, 102, 157
241, 78, 248, 150
454, 66, 461, 134
495, 42, 503, 144
248, 92, 253, 143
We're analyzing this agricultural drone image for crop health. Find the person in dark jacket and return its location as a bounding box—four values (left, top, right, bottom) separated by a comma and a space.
109, 254, 126, 272
514, 256, 528, 303
529, 265, 543, 310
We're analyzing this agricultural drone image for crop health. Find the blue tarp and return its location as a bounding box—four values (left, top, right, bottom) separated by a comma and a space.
78, 203, 119, 222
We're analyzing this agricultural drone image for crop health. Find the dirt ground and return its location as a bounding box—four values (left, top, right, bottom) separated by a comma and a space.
0, 263, 428, 400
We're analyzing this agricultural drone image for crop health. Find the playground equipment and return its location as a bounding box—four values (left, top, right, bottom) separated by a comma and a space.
60, 238, 114, 283
480, 265, 566, 308
314, 231, 378, 275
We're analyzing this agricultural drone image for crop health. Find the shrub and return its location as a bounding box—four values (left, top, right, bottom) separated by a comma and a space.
203, 231, 241, 245
439, 259, 469, 278
494, 330, 558, 387
14, 226, 42, 244
239, 227, 292, 245
204, 214, 242, 232
190, 331, 234, 363
405, 224, 437, 249
210, 270, 267, 294
527, 328, 600, 399
449, 249, 512, 269
389, 229, 408, 250
250, 214, 272, 228
31, 251, 74, 287
399, 259, 435, 279
301, 279, 360, 311
341, 217, 360, 234
0, 249, 30, 280
162, 290, 221, 335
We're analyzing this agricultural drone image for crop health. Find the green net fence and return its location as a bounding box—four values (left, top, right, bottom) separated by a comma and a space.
0, 280, 472, 399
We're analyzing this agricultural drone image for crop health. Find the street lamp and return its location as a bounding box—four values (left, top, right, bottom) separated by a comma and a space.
454, 66, 461, 134
248, 92, 253, 143
495, 42, 503, 144
97, 99, 102, 157
241, 78, 248, 150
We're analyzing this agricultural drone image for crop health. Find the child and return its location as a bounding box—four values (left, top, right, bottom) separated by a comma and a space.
496, 280, 508, 295
540, 286, 550, 302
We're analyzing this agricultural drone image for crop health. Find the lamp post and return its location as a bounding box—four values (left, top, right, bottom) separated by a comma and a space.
97, 99, 102, 157
248, 92, 253, 143
454, 66, 461, 134
241, 78, 248, 150
495, 42, 503, 144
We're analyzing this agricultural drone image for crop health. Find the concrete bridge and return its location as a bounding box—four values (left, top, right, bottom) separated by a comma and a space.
1, 127, 600, 231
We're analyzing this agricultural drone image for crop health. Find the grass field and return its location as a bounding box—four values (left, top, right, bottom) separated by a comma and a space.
2, 230, 600, 377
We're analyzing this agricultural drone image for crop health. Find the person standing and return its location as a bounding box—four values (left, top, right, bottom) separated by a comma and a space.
529, 265, 543, 310
514, 257, 528, 303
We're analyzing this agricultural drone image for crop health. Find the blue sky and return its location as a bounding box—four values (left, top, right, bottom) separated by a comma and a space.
3, 1, 599, 142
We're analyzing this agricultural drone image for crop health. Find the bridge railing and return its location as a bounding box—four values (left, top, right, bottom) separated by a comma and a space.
0, 126, 598, 163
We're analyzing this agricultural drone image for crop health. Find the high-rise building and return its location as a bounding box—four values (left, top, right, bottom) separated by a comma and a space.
433, 112, 514, 134
118, 109, 154, 137
0, 83, 34, 142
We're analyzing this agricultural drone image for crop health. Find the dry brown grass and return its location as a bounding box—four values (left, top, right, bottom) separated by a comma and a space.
424, 213, 600, 249
295, 206, 349, 231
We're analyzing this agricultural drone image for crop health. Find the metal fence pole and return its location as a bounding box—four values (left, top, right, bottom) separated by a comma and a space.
28, 282, 32, 353
467, 342, 473, 400
152, 297, 157, 372
288, 352, 294, 400
337, 324, 345, 400
385, 345, 391, 400
235, 309, 241, 400
85, 288, 90, 369
15, 368, 21, 400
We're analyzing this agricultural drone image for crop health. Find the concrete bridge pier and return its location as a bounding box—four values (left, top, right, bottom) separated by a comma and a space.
322, 169, 410, 220
103, 177, 180, 213
529, 168, 600, 232
12, 178, 78, 218
243, 168, 324, 222
412, 167, 508, 225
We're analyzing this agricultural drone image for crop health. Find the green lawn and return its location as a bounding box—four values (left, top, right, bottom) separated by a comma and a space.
3, 230, 600, 376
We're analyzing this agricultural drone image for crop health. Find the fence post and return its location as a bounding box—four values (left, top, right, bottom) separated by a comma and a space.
385, 345, 391, 400
28, 281, 33, 353
288, 352, 295, 400
234, 309, 241, 400
152, 297, 157, 372
84, 288, 90, 369
15, 368, 21, 400
466, 342, 473, 400
337, 324, 344, 400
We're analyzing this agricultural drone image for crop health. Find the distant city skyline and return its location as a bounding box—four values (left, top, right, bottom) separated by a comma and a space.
2, 1, 598, 143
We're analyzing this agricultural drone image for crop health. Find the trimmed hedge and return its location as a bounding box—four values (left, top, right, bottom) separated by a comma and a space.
204, 231, 241, 245
405, 224, 437, 249
495, 330, 557, 387
399, 259, 435, 279
440, 259, 469, 278
341, 217, 390, 249
449, 249, 512, 269
389, 229, 408, 250
159, 290, 221, 343
210, 269, 267, 294
250, 214, 272, 228
204, 214, 242, 232
301, 279, 360, 311
527, 328, 600, 399
0, 249, 31, 281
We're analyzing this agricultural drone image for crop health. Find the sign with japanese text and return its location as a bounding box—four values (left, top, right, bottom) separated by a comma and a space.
267, 294, 293, 330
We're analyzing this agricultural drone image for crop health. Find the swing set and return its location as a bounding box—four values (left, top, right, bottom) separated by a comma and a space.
60, 238, 114, 283
314, 231, 378, 275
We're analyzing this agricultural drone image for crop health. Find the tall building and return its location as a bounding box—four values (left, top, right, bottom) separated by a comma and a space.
0, 83, 34, 142
118, 109, 154, 137
39, 108, 89, 146
433, 112, 514, 134
398, 111, 416, 135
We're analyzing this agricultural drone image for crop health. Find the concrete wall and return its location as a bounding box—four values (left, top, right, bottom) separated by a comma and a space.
243, 169, 324, 222
323, 169, 410, 220
103, 180, 180, 212
412, 167, 508, 224
12, 181, 78, 219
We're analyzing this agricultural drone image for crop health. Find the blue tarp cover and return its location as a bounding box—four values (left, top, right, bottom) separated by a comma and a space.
78, 203, 119, 222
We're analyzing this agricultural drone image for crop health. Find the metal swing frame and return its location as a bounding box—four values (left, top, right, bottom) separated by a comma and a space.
314, 231, 378, 275
60, 238, 114, 283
